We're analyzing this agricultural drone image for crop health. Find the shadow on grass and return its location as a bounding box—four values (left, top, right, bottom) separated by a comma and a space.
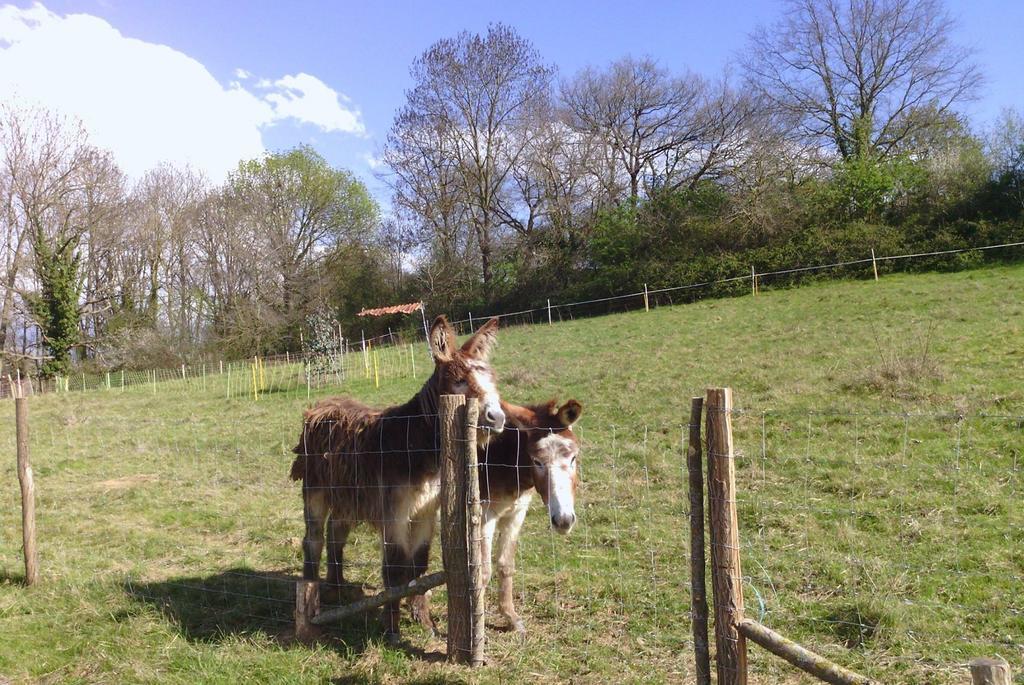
0, 569, 27, 586
123, 567, 445, 663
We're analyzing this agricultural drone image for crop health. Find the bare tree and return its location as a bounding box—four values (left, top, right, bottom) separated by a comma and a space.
0, 105, 35, 366
382, 110, 470, 265
562, 57, 713, 202
393, 23, 554, 284
126, 165, 207, 343
494, 97, 605, 253
0, 105, 126, 374
744, 0, 982, 160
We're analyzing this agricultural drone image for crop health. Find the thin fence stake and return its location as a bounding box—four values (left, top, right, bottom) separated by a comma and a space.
15, 394, 38, 585
547, 299, 553, 326
364, 327, 372, 376
372, 348, 380, 389
687, 396, 711, 685
644, 283, 650, 312
871, 248, 879, 281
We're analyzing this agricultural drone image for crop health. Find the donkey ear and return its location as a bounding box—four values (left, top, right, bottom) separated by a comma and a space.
429, 315, 457, 363
557, 400, 582, 427
460, 317, 499, 360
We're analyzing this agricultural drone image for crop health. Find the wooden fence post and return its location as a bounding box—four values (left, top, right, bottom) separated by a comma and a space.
294, 579, 320, 642
687, 396, 711, 685
440, 395, 485, 666
15, 394, 39, 585
970, 657, 1012, 685
706, 387, 747, 685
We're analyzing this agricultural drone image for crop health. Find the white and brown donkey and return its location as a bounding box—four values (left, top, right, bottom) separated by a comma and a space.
475, 398, 583, 633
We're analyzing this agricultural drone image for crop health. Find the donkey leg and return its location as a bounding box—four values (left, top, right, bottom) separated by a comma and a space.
322, 517, 350, 603
302, 490, 329, 581
496, 495, 531, 633
381, 537, 414, 644
325, 518, 350, 587
408, 541, 437, 634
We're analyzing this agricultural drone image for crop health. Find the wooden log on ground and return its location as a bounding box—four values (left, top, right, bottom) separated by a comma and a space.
15, 396, 38, 586
970, 657, 1012, 685
312, 572, 448, 625
738, 619, 877, 685
686, 396, 711, 685
705, 387, 747, 685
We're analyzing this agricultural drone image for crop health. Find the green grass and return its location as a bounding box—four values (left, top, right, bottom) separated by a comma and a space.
2, 264, 1023, 684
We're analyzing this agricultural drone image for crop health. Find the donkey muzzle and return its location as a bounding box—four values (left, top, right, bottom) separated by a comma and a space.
483, 405, 506, 433
550, 512, 576, 534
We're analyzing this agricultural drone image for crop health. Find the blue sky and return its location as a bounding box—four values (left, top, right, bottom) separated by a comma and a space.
3, 0, 1021, 201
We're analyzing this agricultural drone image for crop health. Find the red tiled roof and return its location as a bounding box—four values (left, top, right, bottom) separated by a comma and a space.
356, 302, 423, 317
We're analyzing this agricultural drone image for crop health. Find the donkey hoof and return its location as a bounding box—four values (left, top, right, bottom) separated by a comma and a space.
512, 619, 526, 636
411, 610, 436, 634
383, 630, 402, 647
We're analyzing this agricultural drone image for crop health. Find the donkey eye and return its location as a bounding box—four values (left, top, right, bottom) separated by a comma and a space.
531, 458, 544, 468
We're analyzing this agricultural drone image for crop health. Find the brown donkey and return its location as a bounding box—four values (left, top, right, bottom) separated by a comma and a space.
290, 315, 505, 642
476, 399, 582, 633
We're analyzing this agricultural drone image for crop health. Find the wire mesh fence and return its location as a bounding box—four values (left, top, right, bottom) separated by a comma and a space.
1, 389, 1020, 682
723, 406, 1023, 683
6, 238, 1022, 403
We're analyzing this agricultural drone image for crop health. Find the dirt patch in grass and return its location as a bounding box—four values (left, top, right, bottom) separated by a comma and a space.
96, 474, 159, 491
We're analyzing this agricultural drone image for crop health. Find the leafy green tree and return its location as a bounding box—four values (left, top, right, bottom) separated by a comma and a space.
27, 235, 81, 376
227, 146, 379, 352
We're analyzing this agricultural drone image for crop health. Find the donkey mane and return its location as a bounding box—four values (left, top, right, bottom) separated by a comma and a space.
289, 368, 448, 523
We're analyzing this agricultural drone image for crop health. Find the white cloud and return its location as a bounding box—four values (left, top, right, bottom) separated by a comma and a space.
363, 152, 384, 170
0, 3, 365, 180
261, 73, 365, 136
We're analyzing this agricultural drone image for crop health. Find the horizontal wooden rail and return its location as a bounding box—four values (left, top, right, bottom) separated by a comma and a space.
738, 619, 877, 685
312, 571, 447, 625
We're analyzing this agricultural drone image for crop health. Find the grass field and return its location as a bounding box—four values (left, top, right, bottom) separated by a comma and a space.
1, 264, 1022, 684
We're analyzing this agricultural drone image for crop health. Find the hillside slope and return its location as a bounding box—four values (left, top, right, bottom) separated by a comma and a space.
1, 264, 1021, 684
